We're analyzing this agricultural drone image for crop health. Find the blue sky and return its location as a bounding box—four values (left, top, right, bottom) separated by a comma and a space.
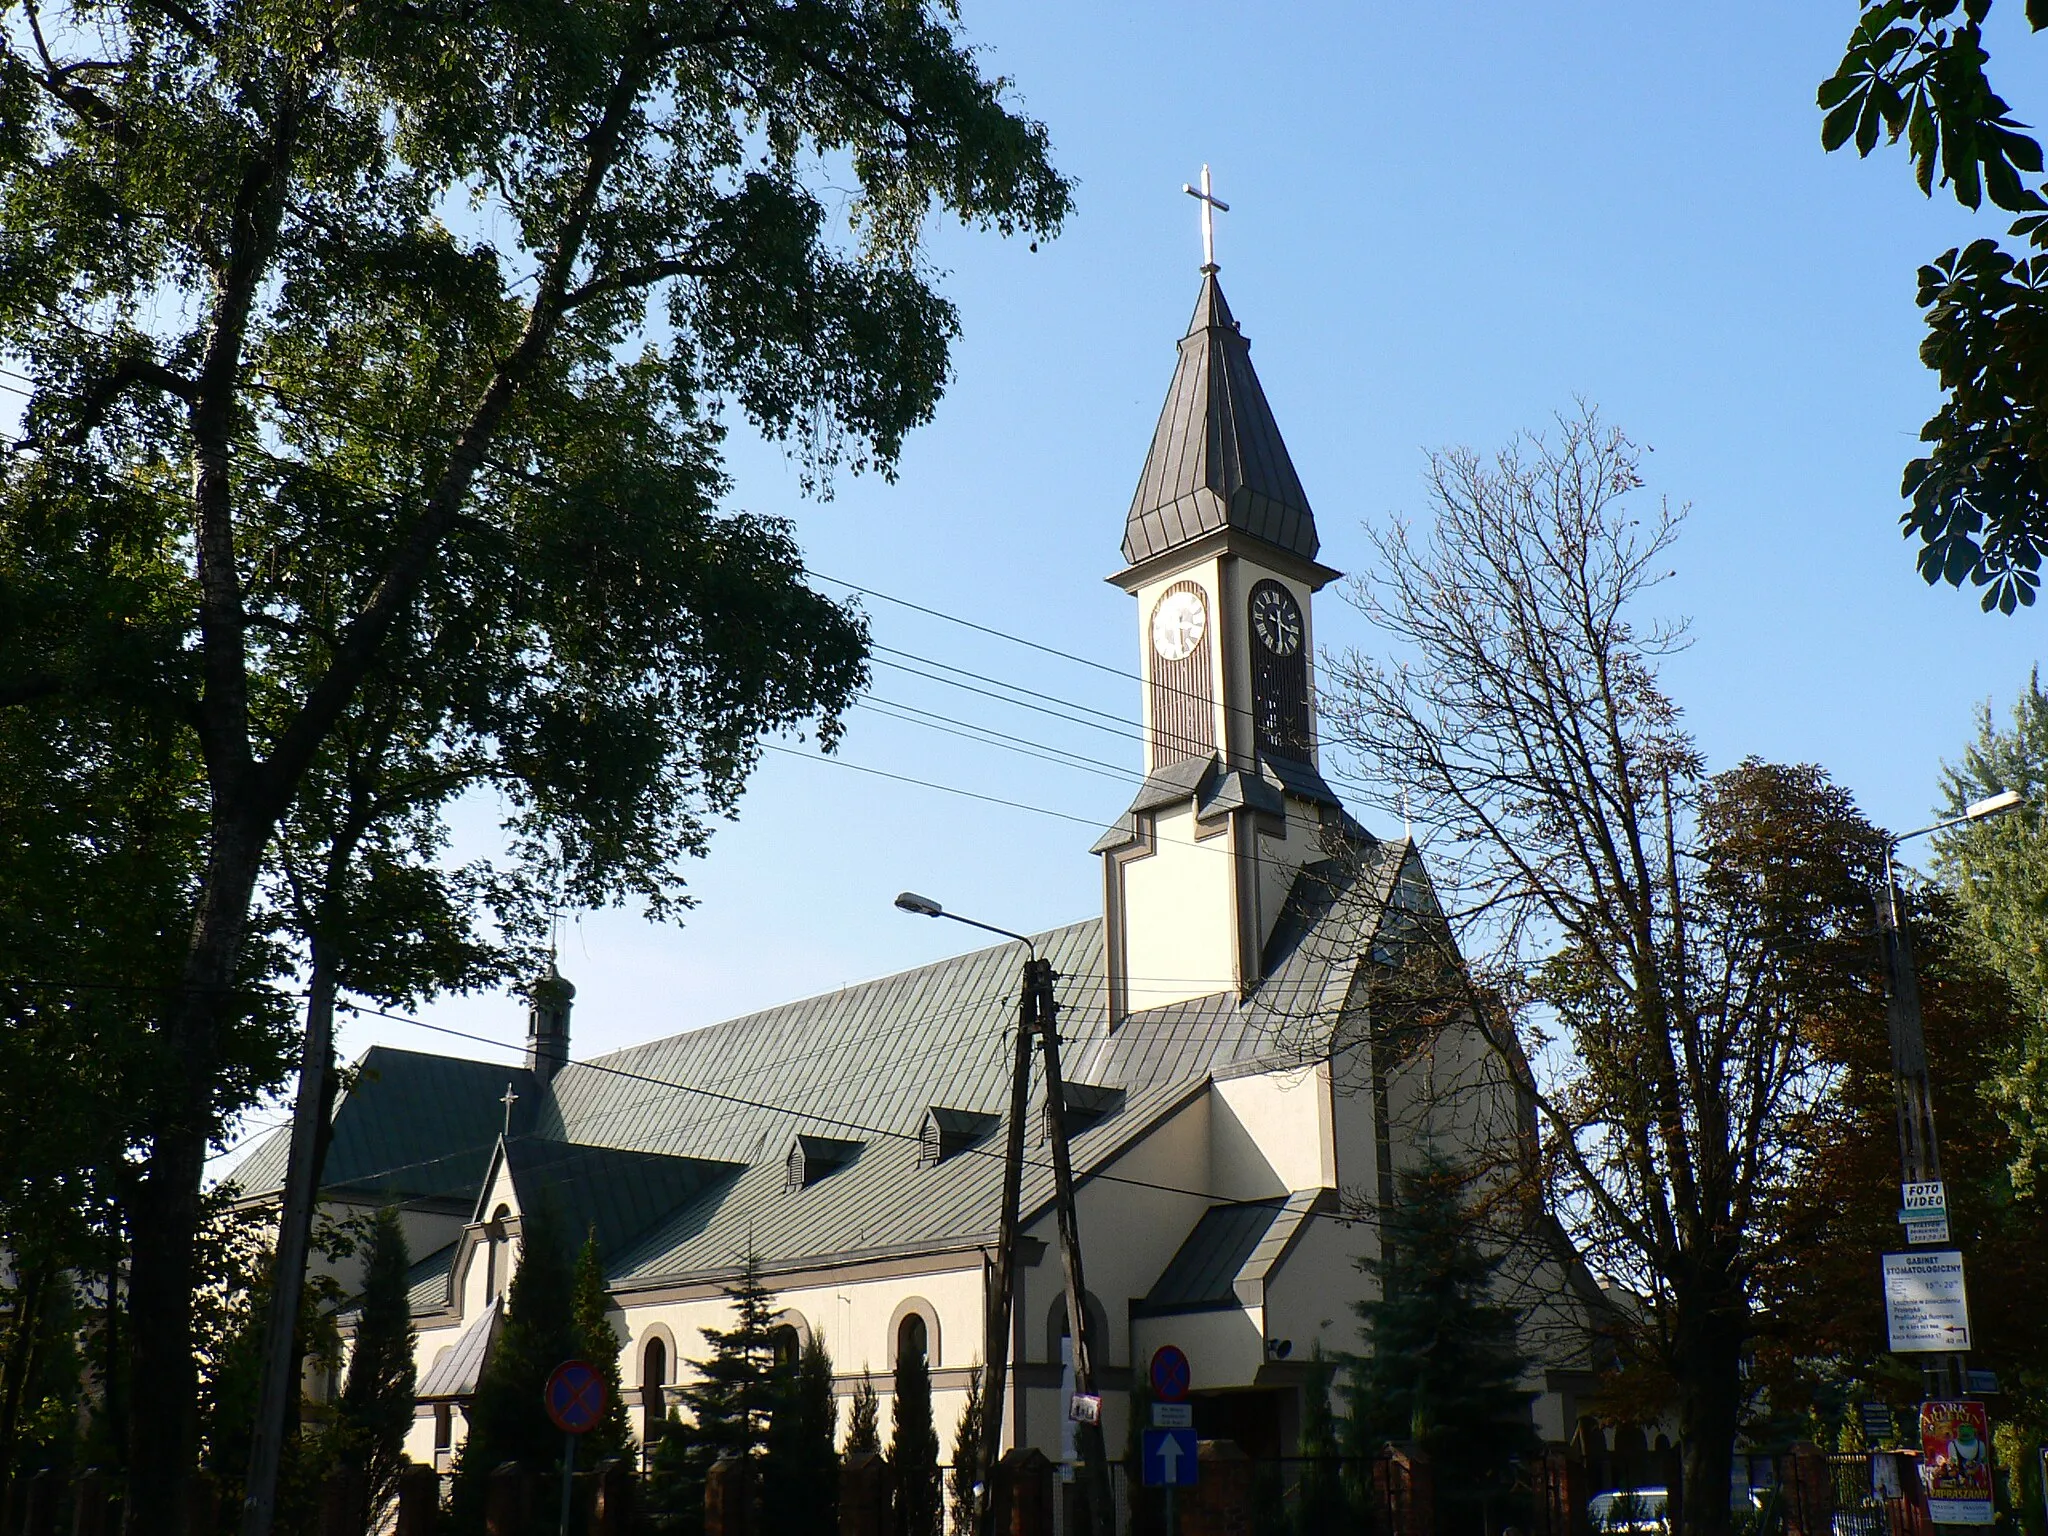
308, 3, 2048, 1070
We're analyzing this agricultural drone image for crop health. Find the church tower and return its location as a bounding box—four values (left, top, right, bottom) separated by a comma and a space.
1095, 259, 1344, 1020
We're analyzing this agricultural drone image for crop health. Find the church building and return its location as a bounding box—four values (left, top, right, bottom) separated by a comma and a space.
231, 254, 1604, 1485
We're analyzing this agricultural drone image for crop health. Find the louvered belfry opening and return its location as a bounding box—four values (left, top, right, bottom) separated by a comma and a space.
1148, 580, 1216, 763
786, 1133, 862, 1190
1043, 1082, 1124, 1143
919, 1107, 1000, 1167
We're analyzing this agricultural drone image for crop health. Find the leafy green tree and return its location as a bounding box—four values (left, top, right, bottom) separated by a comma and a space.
646, 1248, 783, 1536
0, 1, 1070, 1525
450, 1201, 579, 1535
328, 1208, 417, 1523
572, 1228, 632, 1464
949, 1366, 984, 1536
890, 1326, 940, 1536
847, 1373, 882, 1455
1820, 3, 2048, 611
1343, 1154, 1538, 1534
766, 1331, 839, 1536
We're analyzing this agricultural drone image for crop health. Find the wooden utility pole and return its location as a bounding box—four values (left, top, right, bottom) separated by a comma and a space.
976, 957, 1037, 1536
1034, 959, 1115, 1536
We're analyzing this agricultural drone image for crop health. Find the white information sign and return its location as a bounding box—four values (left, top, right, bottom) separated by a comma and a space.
1883, 1250, 1973, 1353
1903, 1181, 1948, 1213
1152, 1403, 1193, 1429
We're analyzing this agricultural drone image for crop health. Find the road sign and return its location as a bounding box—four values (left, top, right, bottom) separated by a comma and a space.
1861, 1402, 1895, 1443
1149, 1344, 1191, 1403
1143, 1428, 1198, 1488
1152, 1403, 1193, 1429
1882, 1251, 1972, 1353
544, 1359, 608, 1435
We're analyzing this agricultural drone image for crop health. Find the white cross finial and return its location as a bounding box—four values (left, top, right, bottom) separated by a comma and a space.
500, 1082, 520, 1135
1181, 163, 1230, 273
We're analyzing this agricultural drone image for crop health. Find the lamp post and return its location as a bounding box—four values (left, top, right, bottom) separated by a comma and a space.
1877, 790, 2022, 1398
894, 894, 1114, 1536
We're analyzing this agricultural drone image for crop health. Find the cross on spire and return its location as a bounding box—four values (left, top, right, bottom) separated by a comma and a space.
500, 1082, 520, 1136
1181, 163, 1230, 273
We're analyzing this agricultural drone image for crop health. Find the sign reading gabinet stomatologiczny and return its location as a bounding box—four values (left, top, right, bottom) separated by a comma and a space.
1883, 1250, 1972, 1353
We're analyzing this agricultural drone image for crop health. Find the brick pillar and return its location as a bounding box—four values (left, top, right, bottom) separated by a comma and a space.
1541, 1445, 1589, 1536
395, 1461, 440, 1536
186, 1469, 221, 1536
591, 1458, 635, 1536
1178, 1439, 1253, 1536
1780, 1445, 1834, 1536
992, 1448, 1053, 1536
1373, 1445, 1434, 1536
318, 1461, 368, 1536
486, 1461, 536, 1536
839, 1449, 892, 1536
21, 1469, 62, 1536
706, 1453, 758, 1536
71, 1469, 110, 1536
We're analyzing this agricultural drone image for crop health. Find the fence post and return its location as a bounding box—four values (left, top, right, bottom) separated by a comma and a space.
839, 1449, 892, 1536
1780, 1445, 1834, 1536
993, 1448, 1053, 1536
486, 1461, 535, 1536
1177, 1440, 1252, 1536
706, 1452, 757, 1536
394, 1461, 439, 1536
586, 1457, 633, 1536
318, 1460, 368, 1536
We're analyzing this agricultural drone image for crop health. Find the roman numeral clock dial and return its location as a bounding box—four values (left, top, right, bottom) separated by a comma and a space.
1248, 580, 1310, 757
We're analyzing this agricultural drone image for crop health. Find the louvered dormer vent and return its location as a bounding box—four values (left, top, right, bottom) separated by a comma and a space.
786, 1134, 862, 1190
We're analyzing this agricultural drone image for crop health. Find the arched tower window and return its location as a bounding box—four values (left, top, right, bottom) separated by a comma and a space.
485, 1205, 512, 1302
896, 1311, 928, 1369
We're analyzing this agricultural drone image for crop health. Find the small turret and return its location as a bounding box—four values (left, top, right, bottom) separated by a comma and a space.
525, 962, 574, 1083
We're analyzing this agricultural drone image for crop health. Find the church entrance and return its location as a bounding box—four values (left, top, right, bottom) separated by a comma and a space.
1189, 1386, 1291, 1461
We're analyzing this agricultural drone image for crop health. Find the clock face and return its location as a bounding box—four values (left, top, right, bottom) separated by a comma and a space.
1150, 588, 1208, 661
1250, 582, 1303, 656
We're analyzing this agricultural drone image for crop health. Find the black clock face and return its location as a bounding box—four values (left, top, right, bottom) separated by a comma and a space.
1250, 583, 1303, 656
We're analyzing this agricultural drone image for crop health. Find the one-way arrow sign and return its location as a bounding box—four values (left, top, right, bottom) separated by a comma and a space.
1143, 1428, 1198, 1488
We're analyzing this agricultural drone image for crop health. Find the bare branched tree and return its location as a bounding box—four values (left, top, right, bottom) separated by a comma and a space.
1319, 406, 1886, 1536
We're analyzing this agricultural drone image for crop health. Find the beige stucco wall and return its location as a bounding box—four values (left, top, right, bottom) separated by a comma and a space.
1117, 800, 1239, 1013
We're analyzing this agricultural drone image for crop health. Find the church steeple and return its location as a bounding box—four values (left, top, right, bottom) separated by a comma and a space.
1121, 271, 1319, 568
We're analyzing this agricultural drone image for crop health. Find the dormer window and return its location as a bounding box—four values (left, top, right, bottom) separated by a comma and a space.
919, 1108, 1000, 1167
785, 1134, 861, 1190
1044, 1083, 1124, 1142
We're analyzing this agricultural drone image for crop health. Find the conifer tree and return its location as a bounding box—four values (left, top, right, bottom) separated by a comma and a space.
572, 1227, 632, 1463
890, 1328, 941, 1536
645, 1247, 782, 1536
450, 1200, 579, 1534
949, 1367, 984, 1536
765, 1331, 839, 1536
1121, 1365, 1161, 1536
1342, 1153, 1539, 1532
1294, 1343, 1347, 1536
331, 1208, 416, 1522
847, 1373, 881, 1454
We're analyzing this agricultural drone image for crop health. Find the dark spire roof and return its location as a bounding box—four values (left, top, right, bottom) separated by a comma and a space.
1122, 272, 1318, 567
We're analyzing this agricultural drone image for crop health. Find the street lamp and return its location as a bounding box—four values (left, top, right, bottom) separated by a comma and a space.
892, 893, 1113, 1536
1878, 788, 2023, 1398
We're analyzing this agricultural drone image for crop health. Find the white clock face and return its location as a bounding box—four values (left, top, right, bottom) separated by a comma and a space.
1150, 588, 1207, 661
1250, 584, 1303, 656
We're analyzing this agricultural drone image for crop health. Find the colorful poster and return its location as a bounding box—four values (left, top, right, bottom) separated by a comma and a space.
1920, 1401, 1994, 1526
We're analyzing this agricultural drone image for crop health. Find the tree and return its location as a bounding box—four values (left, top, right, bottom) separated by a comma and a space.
0, 2, 1071, 1525
1323, 408, 1891, 1536
949, 1366, 984, 1536
328, 1208, 416, 1524
766, 1331, 840, 1536
1931, 671, 2048, 1189
450, 1200, 579, 1535
890, 1325, 940, 1536
847, 1373, 882, 1455
1343, 1154, 1538, 1534
1820, 2, 2048, 611
1295, 1345, 1347, 1536
646, 1248, 784, 1536
572, 1228, 632, 1464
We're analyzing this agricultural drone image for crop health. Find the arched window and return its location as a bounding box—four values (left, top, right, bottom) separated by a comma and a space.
770, 1325, 801, 1373
641, 1336, 669, 1450
896, 1311, 928, 1369
484, 1205, 512, 1302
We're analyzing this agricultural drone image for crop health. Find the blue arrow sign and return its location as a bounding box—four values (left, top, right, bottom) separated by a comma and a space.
1143, 1428, 1198, 1488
